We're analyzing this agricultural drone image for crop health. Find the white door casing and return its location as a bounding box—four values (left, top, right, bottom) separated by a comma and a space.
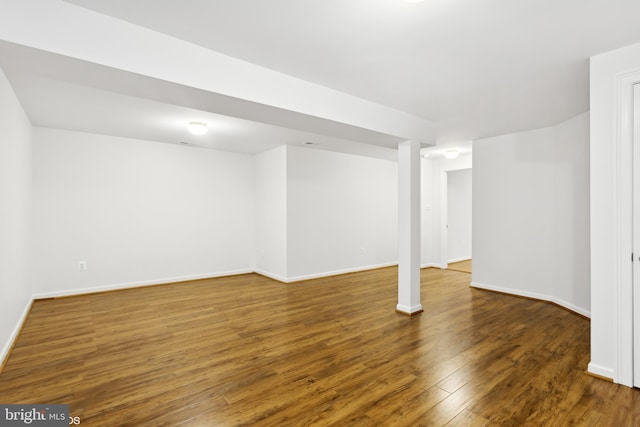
610, 69, 640, 387
633, 83, 640, 387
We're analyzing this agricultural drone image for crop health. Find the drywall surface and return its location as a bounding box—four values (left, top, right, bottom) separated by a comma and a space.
472, 112, 589, 317
0, 68, 33, 363
550, 113, 590, 314
473, 126, 556, 297
286, 146, 397, 280
30, 128, 255, 296
447, 168, 472, 262
254, 146, 288, 280
421, 157, 435, 265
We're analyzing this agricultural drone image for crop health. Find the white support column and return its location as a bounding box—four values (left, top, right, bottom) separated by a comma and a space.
397, 140, 423, 315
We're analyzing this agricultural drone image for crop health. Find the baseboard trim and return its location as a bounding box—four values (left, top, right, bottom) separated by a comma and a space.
33, 269, 254, 299
587, 362, 615, 382
0, 297, 34, 374
258, 262, 441, 283
396, 304, 424, 316
32, 262, 405, 298
282, 262, 398, 283
470, 281, 591, 318
254, 269, 288, 283
421, 262, 441, 269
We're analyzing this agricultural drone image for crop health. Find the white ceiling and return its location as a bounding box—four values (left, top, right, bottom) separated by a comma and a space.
62, 0, 640, 144
0, 39, 403, 160
3, 0, 640, 158
5, 71, 400, 159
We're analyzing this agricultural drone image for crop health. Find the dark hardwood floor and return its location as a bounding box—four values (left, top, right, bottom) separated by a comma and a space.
0, 267, 638, 426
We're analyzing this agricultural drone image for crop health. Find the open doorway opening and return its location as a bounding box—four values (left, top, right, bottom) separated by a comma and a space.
442, 168, 472, 273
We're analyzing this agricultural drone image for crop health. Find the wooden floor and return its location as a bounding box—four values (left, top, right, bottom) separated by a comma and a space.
447, 260, 472, 274
1, 267, 638, 426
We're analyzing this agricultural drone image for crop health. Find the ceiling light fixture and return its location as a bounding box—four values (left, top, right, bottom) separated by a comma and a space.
444, 150, 460, 160
187, 121, 208, 135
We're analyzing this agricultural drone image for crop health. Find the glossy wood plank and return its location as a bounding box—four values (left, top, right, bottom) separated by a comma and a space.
0, 267, 637, 426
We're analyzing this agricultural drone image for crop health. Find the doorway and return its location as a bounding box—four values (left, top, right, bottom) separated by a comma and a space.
441, 167, 472, 273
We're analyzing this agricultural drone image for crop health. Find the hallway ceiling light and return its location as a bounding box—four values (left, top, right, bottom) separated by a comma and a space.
444, 150, 460, 159
187, 121, 208, 135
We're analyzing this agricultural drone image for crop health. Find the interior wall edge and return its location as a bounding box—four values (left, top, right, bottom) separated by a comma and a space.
470, 281, 591, 319
0, 297, 33, 374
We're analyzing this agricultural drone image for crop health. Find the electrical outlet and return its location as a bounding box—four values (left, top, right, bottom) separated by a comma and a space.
78, 261, 87, 271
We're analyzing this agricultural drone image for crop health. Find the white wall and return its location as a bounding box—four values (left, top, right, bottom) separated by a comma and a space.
472, 112, 590, 317
421, 158, 435, 266
0, 68, 33, 363
447, 168, 472, 263
287, 146, 397, 280
589, 40, 640, 383
473, 127, 555, 297
255, 146, 288, 281
30, 128, 255, 296
551, 113, 591, 314
29, 136, 400, 290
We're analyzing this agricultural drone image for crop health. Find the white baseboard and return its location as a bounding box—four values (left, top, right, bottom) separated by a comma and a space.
254, 269, 288, 283
1, 297, 33, 370
448, 257, 471, 264
33, 269, 254, 299
396, 303, 423, 314
587, 362, 614, 381
32, 262, 402, 298
32, 262, 438, 300
284, 262, 398, 283
470, 281, 590, 318
259, 262, 447, 283
421, 262, 441, 269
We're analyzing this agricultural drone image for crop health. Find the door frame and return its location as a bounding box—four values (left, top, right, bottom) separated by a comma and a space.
611, 70, 640, 387
634, 83, 640, 387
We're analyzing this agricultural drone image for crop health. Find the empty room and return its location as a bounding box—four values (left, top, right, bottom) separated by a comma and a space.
2, 1, 640, 425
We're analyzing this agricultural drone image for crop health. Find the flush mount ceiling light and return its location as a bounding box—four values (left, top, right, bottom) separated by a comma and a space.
187, 121, 208, 135
444, 150, 460, 160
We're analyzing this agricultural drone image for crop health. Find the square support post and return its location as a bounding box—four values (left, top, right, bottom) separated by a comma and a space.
397, 140, 422, 315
